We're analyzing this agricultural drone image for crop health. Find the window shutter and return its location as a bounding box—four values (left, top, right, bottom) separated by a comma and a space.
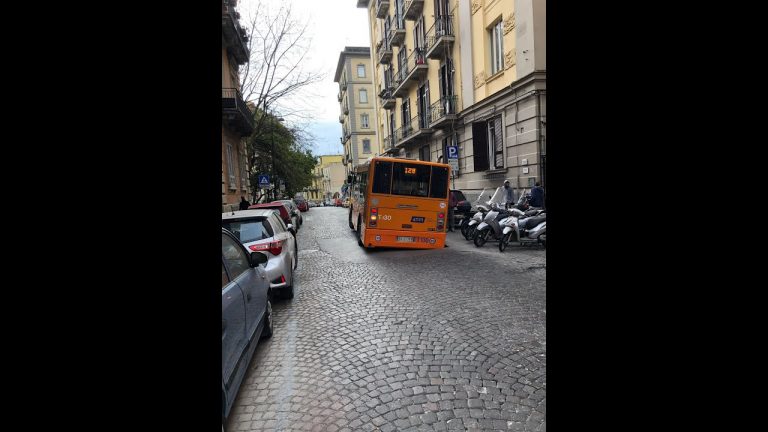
494, 117, 504, 168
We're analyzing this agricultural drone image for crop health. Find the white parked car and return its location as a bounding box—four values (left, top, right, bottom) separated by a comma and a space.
222, 209, 298, 298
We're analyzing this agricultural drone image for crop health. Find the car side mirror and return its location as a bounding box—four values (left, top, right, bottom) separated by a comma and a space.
249, 251, 268, 267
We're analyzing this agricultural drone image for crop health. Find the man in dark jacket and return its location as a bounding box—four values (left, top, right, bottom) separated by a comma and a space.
529, 183, 545, 208
239, 196, 251, 210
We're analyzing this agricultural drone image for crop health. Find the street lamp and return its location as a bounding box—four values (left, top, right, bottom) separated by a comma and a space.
270, 115, 284, 201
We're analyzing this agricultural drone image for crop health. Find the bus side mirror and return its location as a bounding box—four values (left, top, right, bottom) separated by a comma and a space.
348, 175, 354, 184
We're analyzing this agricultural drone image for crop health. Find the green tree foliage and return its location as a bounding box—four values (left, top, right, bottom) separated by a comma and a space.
247, 111, 316, 202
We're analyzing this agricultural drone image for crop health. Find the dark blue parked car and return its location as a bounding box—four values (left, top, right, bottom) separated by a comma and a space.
221, 228, 273, 424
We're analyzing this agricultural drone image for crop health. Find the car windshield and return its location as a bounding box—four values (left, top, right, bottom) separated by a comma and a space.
222, 218, 274, 243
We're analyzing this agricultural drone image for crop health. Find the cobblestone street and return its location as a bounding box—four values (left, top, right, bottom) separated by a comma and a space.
226, 207, 546, 432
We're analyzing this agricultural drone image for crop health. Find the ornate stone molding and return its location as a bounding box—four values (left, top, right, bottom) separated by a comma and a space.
474, 71, 486, 89
504, 14, 515, 34
471, 0, 481, 15
505, 50, 516, 69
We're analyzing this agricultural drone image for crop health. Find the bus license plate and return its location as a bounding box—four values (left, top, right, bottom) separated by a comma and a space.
396, 236, 415, 242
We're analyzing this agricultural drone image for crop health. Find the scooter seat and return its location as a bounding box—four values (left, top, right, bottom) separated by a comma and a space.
520, 216, 546, 230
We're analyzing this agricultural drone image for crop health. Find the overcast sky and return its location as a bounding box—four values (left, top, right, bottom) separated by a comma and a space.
238, 0, 371, 156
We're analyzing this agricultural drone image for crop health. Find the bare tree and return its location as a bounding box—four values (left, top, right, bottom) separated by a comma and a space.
240, 1, 325, 134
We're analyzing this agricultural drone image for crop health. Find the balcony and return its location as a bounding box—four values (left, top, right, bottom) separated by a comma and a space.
381, 134, 398, 154
222, 2, 250, 65
404, 0, 424, 21
388, 16, 406, 47
425, 15, 455, 59
394, 113, 433, 148
376, 0, 390, 19
377, 38, 392, 64
337, 92, 342, 102
342, 100, 349, 114
379, 86, 396, 110
222, 88, 255, 137
339, 115, 345, 123
340, 79, 347, 91
393, 47, 428, 97
428, 95, 459, 129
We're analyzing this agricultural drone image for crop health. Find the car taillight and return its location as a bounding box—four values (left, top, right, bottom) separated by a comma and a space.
370, 207, 377, 227
249, 240, 283, 255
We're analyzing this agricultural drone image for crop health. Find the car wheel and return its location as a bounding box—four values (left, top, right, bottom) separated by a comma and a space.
293, 241, 298, 269
284, 266, 294, 299
474, 229, 489, 247
356, 216, 364, 247
499, 233, 511, 252
261, 298, 273, 339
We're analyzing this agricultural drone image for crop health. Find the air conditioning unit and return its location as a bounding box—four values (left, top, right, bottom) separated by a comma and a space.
522, 167, 529, 174
521, 158, 528, 165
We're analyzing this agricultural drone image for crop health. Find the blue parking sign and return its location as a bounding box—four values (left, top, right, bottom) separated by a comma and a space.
447, 146, 458, 159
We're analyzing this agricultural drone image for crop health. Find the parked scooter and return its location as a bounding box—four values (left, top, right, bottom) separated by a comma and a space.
462, 188, 498, 240
498, 210, 546, 251
473, 202, 515, 247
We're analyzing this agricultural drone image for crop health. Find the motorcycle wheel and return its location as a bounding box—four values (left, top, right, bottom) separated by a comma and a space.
465, 225, 476, 241
499, 233, 511, 252
460, 220, 470, 239
474, 229, 489, 247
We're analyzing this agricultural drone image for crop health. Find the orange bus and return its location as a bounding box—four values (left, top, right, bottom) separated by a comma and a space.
348, 157, 451, 249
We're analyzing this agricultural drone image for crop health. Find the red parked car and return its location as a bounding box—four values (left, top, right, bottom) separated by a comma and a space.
247, 203, 296, 232
296, 199, 308, 212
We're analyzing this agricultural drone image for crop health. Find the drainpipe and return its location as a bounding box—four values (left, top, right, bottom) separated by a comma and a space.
535, 90, 544, 187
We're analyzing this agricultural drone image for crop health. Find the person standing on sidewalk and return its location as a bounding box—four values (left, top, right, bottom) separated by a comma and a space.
239, 196, 251, 210
502, 180, 517, 209
529, 182, 545, 209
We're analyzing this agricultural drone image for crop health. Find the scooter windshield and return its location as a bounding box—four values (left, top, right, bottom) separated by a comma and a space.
488, 187, 505, 206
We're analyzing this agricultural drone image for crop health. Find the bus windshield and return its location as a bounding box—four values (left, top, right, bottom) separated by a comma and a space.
371, 160, 448, 199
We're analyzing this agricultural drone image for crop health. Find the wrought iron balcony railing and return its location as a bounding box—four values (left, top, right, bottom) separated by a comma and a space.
393, 47, 427, 97
377, 36, 392, 64
222, 88, 255, 137
424, 14, 455, 59
404, 0, 424, 21
429, 95, 459, 128
222, 2, 250, 65
376, 0, 390, 19
388, 15, 406, 47
394, 113, 433, 147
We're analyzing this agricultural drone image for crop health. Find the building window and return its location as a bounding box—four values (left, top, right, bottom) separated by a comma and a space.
419, 145, 430, 162
489, 19, 504, 75
359, 89, 368, 103
361, 114, 369, 128
471, 115, 503, 171
357, 64, 365, 78
363, 139, 371, 153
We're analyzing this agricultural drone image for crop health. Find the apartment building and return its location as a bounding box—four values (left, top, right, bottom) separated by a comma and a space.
334, 47, 380, 177
308, 155, 345, 202
357, 0, 545, 199
222, 0, 254, 211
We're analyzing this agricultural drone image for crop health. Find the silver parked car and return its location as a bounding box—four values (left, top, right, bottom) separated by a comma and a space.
221, 228, 271, 424
222, 209, 298, 299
